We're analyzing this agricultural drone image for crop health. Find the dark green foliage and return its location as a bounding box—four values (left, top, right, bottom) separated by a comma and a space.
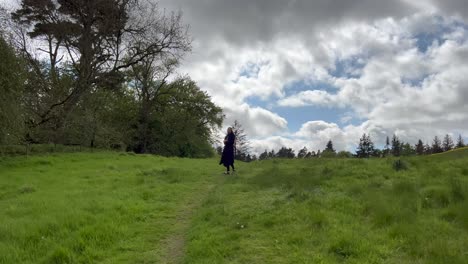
442, 134, 454, 152
432, 136, 443, 154
401, 142, 416, 156
0, 36, 25, 145
5, 0, 208, 158
415, 139, 425, 155
276, 147, 295, 158
325, 140, 335, 153
356, 133, 374, 158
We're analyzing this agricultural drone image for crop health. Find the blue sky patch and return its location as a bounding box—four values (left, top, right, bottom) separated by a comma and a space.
329, 56, 366, 79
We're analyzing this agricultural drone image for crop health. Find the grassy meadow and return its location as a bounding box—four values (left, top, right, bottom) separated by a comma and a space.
1, 149, 468, 263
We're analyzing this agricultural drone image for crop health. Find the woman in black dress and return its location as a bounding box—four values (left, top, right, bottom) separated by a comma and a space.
220, 127, 236, 174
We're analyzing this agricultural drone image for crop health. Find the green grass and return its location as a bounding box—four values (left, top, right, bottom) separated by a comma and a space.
0, 152, 220, 263
1, 149, 468, 263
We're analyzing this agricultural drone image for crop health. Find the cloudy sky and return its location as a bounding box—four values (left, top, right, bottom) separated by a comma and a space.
4, 0, 468, 154
155, 0, 468, 154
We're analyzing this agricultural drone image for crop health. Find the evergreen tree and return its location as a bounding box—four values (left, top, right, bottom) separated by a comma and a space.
325, 140, 335, 153
415, 139, 424, 155
432, 136, 443, 154
391, 134, 401, 157
268, 149, 276, 159
356, 133, 374, 158
456, 134, 465, 148
276, 147, 295, 158
442, 134, 454, 152
401, 142, 415, 156
259, 150, 268, 160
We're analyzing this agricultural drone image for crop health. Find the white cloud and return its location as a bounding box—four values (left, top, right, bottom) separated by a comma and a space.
157, 1, 468, 153
221, 103, 288, 138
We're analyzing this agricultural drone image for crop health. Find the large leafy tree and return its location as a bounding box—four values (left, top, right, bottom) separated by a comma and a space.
141, 77, 223, 157
0, 35, 25, 145
11, 0, 190, 129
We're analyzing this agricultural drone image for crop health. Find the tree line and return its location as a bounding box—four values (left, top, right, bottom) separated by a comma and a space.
253, 134, 466, 160
0, 1, 223, 157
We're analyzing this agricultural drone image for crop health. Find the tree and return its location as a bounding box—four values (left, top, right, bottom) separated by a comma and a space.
391, 134, 401, 157
0, 35, 25, 145
442, 134, 454, 152
11, 0, 191, 129
145, 78, 223, 157
415, 139, 424, 155
325, 140, 335, 152
128, 56, 179, 153
432, 136, 443, 154
297, 146, 308, 158
268, 149, 276, 159
356, 133, 374, 158
456, 134, 465, 149
322, 140, 336, 158
276, 147, 295, 158
231, 120, 250, 160
259, 150, 268, 160
401, 142, 415, 156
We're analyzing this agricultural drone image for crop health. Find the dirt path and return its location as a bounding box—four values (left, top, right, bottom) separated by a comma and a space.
160, 176, 224, 264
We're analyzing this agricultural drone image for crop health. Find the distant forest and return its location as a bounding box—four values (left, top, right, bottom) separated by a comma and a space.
251, 134, 466, 162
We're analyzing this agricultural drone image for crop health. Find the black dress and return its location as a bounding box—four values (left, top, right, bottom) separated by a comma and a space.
220, 133, 235, 168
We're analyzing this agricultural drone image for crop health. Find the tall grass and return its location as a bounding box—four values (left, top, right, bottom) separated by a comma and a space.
1, 150, 468, 263
0, 152, 220, 263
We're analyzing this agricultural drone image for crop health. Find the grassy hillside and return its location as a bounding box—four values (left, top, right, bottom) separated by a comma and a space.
1, 150, 468, 263
0, 153, 220, 263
